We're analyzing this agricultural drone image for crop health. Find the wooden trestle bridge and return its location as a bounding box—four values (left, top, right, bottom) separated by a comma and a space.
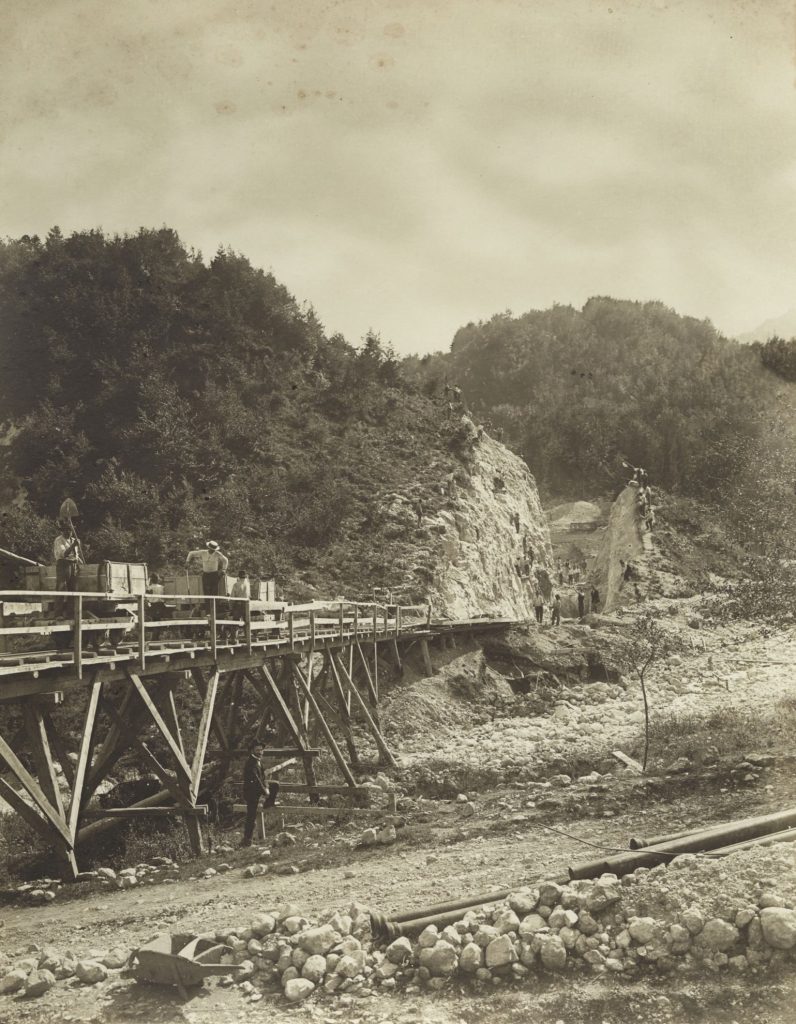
0, 587, 513, 877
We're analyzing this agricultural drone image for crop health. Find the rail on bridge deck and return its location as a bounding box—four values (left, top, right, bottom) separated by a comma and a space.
0, 588, 515, 877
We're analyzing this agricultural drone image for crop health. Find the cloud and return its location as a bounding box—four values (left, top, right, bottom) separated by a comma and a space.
1, 0, 794, 350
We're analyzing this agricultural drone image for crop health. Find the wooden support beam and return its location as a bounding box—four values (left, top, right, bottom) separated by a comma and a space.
127, 672, 192, 784
190, 670, 219, 801
192, 667, 231, 752
41, 710, 74, 791
162, 685, 186, 760
103, 700, 190, 810
136, 594, 146, 669
354, 642, 381, 727
291, 660, 357, 787
249, 665, 320, 802
419, 637, 434, 677
209, 599, 217, 662
23, 704, 67, 820
67, 676, 102, 842
83, 684, 138, 800
324, 652, 361, 771
0, 734, 73, 846
331, 653, 397, 768
73, 595, 83, 680
81, 805, 208, 819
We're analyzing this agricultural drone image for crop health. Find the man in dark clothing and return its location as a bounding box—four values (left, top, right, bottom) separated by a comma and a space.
590, 586, 600, 613
53, 522, 80, 617
415, 498, 424, 526
551, 594, 561, 627
577, 587, 585, 618
534, 593, 544, 624
241, 742, 279, 847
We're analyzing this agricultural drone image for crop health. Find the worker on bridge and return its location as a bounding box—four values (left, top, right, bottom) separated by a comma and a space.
185, 540, 229, 603
241, 741, 280, 847
53, 521, 80, 617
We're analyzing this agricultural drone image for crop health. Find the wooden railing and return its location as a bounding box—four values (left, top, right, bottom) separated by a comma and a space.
0, 589, 431, 680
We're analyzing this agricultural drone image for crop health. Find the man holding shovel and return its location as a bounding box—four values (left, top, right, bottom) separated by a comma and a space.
53, 520, 80, 617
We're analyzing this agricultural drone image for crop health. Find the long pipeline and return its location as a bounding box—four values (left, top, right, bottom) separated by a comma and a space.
569, 806, 796, 879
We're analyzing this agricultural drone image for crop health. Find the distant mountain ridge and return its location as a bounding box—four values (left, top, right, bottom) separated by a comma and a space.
738, 308, 796, 344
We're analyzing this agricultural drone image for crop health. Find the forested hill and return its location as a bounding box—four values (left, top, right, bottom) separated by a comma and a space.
0, 228, 470, 600
404, 298, 773, 501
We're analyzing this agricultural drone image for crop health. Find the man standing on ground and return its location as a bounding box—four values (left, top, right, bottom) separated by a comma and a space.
551, 593, 561, 627
590, 585, 600, 613
534, 592, 544, 625
577, 587, 585, 619
241, 742, 280, 847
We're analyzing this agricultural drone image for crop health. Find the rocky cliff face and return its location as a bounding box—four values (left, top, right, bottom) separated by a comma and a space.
422, 436, 554, 620
592, 485, 654, 612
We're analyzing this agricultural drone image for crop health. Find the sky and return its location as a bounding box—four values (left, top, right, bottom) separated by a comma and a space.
1, 0, 795, 354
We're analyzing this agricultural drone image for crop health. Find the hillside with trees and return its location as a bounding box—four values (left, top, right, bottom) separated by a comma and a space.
0, 228, 466, 600
405, 298, 775, 500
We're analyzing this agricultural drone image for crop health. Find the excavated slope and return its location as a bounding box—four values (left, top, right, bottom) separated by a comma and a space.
424, 435, 554, 620
591, 485, 653, 612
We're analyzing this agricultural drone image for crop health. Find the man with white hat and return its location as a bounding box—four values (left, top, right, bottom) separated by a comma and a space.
185, 540, 229, 601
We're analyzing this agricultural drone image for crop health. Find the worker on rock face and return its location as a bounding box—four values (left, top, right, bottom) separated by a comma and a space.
551, 593, 561, 627
577, 586, 586, 619
185, 540, 229, 601
241, 741, 279, 847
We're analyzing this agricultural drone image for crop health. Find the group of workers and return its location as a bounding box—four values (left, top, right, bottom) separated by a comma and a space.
623, 462, 655, 531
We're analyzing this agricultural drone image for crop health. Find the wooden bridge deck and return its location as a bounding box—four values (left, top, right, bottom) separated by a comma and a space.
0, 588, 516, 876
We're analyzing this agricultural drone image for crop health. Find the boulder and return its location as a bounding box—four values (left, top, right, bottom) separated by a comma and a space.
75, 960, 108, 985
540, 936, 567, 971
518, 914, 548, 938
299, 925, 341, 956
485, 935, 516, 969
385, 936, 413, 964
459, 942, 483, 973
760, 908, 796, 950
252, 913, 276, 937
101, 949, 128, 969
0, 969, 28, 994
284, 977, 315, 1002
681, 907, 705, 935
419, 940, 458, 976
417, 925, 439, 948
628, 917, 657, 944
698, 919, 739, 952
493, 909, 521, 934
301, 955, 327, 984
24, 969, 55, 998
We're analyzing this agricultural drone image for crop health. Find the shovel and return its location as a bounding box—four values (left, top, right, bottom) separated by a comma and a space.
58, 498, 85, 564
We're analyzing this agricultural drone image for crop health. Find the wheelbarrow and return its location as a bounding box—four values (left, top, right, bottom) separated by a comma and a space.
130, 932, 242, 999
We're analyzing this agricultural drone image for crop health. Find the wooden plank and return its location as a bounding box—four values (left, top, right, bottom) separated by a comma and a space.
23, 704, 67, 819
291, 661, 357, 787
84, 685, 137, 798
190, 670, 219, 801
73, 595, 83, 680
0, 777, 71, 844
244, 600, 252, 654
80, 805, 208, 819
419, 638, 434, 677
136, 594, 146, 669
127, 672, 192, 784
67, 676, 102, 841
0, 734, 72, 845
41, 709, 74, 790
238, 804, 387, 820
191, 667, 231, 753
612, 750, 643, 774
103, 699, 190, 809
209, 599, 217, 662
331, 653, 397, 768
162, 686, 186, 760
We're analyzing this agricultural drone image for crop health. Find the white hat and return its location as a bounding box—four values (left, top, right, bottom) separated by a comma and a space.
206, 540, 219, 550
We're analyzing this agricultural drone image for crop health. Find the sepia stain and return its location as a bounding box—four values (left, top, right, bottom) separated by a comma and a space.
374, 54, 395, 70
215, 100, 236, 115
384, 22, 405, 39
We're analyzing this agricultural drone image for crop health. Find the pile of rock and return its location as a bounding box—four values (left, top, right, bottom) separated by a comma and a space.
2, 847, 794, 1005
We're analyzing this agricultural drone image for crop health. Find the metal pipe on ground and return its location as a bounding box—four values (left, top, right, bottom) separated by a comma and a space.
370, 876, 570, 940
76, 788, 176, 845
629, 808, 796, 852
569, 807, 796, 880
707, 827, 796, 858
